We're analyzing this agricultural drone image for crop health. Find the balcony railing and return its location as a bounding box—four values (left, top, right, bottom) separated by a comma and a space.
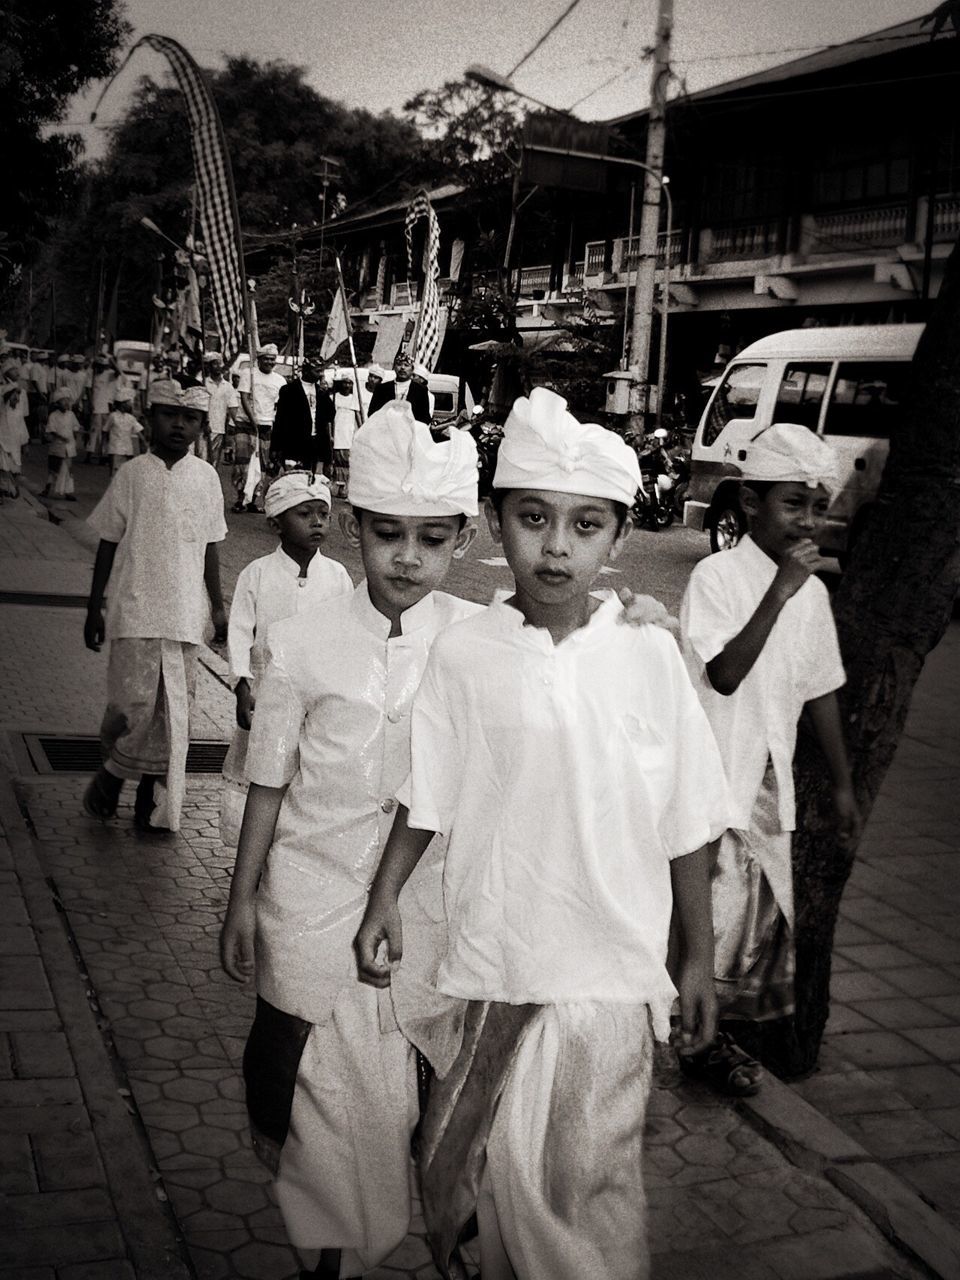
563, 261, 585, 291
513, 264, 552, 296
933, 194, 960, 242
584, 241, 607, 277
616, 230, 684, 272
710, 221, 781, 261
811, 204, 908, 250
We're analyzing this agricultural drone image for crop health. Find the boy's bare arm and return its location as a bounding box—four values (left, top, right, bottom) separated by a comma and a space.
706, 541, 822, 695
355, 804, 435, 988
203, 543, 228, 644
84, 539, 118, 652
670, 846, 718, 1055
805, 691, 861, 848
220, 781, 287, 982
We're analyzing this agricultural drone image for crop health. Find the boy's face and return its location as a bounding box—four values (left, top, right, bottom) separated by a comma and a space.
486, 489, 628, 607
270, 499, 331, 552
150, 404, 204, 457
741, 481, 831, 561
340, 510, 475, 616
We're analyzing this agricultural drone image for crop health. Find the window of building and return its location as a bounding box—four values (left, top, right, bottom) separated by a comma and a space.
813, 130, 911, 209
823, 362, 908, 438
773, 363, 831, 430
703, 363, 766, 447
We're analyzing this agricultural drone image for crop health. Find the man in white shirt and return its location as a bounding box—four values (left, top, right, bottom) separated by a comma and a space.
203, 352, 239, 470
237, 343, 286, 512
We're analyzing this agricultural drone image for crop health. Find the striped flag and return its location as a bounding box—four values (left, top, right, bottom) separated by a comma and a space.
320, 283, 349, 361
98, 37, 246, 366
404, 190, 443, 372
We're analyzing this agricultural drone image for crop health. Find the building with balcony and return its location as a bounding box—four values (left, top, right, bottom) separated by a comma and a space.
287, 15, 959, 401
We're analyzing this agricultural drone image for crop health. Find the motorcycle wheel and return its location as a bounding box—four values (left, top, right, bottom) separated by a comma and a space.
672, 481, 688, 519
656, 503, 674, 528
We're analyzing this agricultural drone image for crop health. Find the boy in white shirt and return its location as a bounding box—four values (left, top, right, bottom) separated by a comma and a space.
103, 391, 143, 473
679, 422, 860, 1095
219, 471, 353, 846
219, 402, 480, 1279
356, 387, 730, 1280
82, 381, 227, 834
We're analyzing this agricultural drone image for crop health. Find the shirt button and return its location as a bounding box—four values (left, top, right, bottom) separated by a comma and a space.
387, 709, 403, 723
380, 797, 396, 814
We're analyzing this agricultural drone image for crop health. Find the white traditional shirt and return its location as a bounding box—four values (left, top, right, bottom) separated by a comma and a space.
87, 452, 227, 644
46, 409, 79, 458
333, 389, 360, 450
104, 411, 142, 457
205, 376, 240, 435
227, 545, 352, 687
238, 366, 286, 426
680, 534, 846, 832
246, 583, 482, 1024
399, 592, 730, 1031
91, 370, 115, 415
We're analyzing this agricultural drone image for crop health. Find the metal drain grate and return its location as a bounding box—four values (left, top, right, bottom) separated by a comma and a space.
0, 591, 92, 608
21, 734, 229, 775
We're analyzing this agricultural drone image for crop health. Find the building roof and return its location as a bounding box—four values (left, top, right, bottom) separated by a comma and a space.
605, 14, 951, 125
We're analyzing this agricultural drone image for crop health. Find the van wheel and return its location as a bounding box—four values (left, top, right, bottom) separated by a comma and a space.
710, 503, 745, 553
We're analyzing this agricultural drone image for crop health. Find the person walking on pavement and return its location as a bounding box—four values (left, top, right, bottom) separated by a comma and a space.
237, 342, 285, 513
367, 351, 431, 423
270, 355, 334, 475
218, 470, 352, 847
0, 364, 29, 500
330, 371, 361, 498
103, 390, 143, 474
678, 423, 861, 1095
204, 351, 239, 471
81, 380, 227, 835
87, 354, 117, 465
43, 387, 81, 498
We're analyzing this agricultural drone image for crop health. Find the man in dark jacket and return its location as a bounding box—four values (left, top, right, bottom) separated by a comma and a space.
366, 351, 431, 423
270, 357, 334, 474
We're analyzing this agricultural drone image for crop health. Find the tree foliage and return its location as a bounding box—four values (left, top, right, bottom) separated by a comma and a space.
19, 56, 433, 345
1, 0, 130, 296
404, 78, 523, 189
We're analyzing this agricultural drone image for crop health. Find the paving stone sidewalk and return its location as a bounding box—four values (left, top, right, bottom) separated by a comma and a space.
0, 487, 953, 1279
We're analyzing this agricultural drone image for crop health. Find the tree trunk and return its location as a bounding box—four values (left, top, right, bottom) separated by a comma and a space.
762, 235, 960, 1077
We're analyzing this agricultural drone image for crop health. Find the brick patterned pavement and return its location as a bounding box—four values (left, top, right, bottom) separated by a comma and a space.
0, 480, 951, 1278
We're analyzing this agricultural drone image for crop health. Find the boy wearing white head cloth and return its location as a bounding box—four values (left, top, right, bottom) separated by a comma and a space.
357, 386, 731, 1280
219, 471, 352, 847
219, 400, 480, 1279
679, 422, 861, 1096
82, 379, 227, 834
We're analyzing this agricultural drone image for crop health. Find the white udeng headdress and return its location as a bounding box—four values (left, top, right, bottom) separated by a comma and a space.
493, 386, 641, 506
348, 400, 478, 517
740, 422, 840, 495
264, 470, 332, 518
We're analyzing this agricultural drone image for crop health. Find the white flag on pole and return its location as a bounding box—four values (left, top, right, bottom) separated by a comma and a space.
320, 287, 349, 361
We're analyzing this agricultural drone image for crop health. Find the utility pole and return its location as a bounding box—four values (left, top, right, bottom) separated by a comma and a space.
628, 0, 672, 425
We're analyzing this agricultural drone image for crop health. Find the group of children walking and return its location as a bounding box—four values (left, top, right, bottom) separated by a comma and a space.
80, 374, 858, 1279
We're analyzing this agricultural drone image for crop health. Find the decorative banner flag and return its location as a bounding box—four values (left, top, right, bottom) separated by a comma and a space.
320, 283, 349, 361
92, 36, 246, 366
404, 190, 443, 372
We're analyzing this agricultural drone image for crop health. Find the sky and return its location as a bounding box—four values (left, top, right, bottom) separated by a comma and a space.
58, 0, 932, 158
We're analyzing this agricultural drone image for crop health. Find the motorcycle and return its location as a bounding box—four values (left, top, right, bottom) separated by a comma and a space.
630, 428, 675, 530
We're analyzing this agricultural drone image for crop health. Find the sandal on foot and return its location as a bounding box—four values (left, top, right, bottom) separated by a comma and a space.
679, 1031, 762, 1097
82, 772, 122, 821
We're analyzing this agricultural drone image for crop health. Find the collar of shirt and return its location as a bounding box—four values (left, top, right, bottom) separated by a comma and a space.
272, 545, 328, 580
733, 532, 778, 584
144, 450, 191, 474
489, 588, 622, 649
351, 579, 437, 639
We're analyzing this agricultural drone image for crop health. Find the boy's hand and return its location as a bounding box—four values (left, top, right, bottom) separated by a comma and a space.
234, 679, 255, 731
617, 588, 680, 638
354, 895, 403, 988
210, 606, 228, 648
220, 899, 256, 982
674, 957, 718, 1057
84, 608, 106, 652
772, 539, 827, 601
833, 783, 861, 850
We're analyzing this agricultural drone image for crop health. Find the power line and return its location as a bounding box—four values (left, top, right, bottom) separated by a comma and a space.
508, 0, 587, 78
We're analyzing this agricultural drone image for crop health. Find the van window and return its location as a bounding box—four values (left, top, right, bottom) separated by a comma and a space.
702, 363, 766, 447
432, 391, 455, 413
824, 362, 908, 438
773, 363, 831, 430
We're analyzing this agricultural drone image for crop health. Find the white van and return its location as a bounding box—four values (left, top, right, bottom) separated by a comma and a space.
684, 324, 923, 556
